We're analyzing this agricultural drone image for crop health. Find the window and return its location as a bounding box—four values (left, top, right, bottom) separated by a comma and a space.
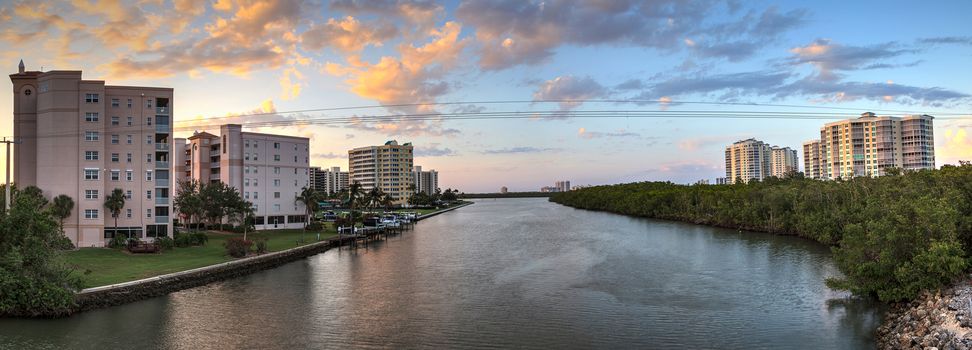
126, 190, 132, 199
147, 99, 153, 108
253, 204, 259, 212
294, 156, 298, 162
146, 209, 152, 218
111, 98, 119, 107
245, 140, 249, 148
245, 167, 250, 174
84, 209, 99, 219
253, 192, 259, 199
146, 190, 152, 199
126, 209, 132, 218
245, 153, 250, 161
244, 178, 250, 186
146, 171, 152, 181
146, 154, 152, 163
273, 142, 280, 149
274, 167, 280, 174
110, 170, 120, 181
273, 179, 280, 187
111, 116, 119, 126
126, 135, 132, 144
85, 190, 99, 199
111, 134, 119, 144
273, 204, 280, 212
253, 179, 258, 186
274, 155, 280, 161
146, 136, 152, 144
127, 98, 132, 108
111, 153, 119, 162
254, 167, 258, 174
253, 154, 258, 161
126, 170, 133, 181
127, 153, 132, 163
253, 141, 258, 148
127, 116, 133, 126
84, 151, 99, 160
85, 93, 99, 103
274, 192, 280, 198
85, 131, 100, 141
244, 192, 250, 199
84, 112, 99, 122
147, 117, 152, 126
293, 168, 297, 174
222, 135, 227, 153
84, 169, 99, 180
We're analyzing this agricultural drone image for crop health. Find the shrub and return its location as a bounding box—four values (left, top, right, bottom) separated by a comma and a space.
155, 236, 175, 251
174, 232, 209, 247
53, 235, 75, 250
190, 232, 209, 245
224, 237, 253, 258
255, 238, 268, 254
174, 232, 192, 248
107, 235, 128, 249
305, 222, 323, 231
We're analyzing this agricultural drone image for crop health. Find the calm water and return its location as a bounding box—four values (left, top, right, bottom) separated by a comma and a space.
0, 198, 883, 349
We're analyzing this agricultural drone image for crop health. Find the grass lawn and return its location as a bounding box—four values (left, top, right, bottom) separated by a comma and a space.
66, 227, 337, 289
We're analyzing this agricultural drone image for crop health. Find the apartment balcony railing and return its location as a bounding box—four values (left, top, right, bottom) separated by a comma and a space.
155, 197, 169, 205
156, 107, 169, 115
155, 124, 170, 134
155, 143, 169, 151
210, 150, 220, 156
155, 216, 169, 224
209, 174, 220, 181
155, 178, 169, 187
211, 162, 220, 168
156, 161, 169, 169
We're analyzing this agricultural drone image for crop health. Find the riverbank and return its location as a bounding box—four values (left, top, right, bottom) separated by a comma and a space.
878, 275, 972, 349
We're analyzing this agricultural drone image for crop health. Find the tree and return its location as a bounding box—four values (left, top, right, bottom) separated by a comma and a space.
381, 193, 394, 212
174, 179, 202, 232
346, 181, 364, 230
50, 195, 74, 241
295, 187, 320, 242
104, 188, 126, 238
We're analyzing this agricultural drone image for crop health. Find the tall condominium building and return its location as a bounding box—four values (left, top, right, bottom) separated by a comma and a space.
174, 124, 310, 229
413, 166, 439, 194
724, 138, 799, 183
555, 180, 571, 192
309, 166, 348, 195
500, 186, 508, 194
804, 112, 935, 179
348, 140, 414, 204
802, 140, 823, 179
10, 62, 173, 247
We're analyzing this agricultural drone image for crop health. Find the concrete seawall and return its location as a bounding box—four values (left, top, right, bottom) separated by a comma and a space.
70, 202, 473, 315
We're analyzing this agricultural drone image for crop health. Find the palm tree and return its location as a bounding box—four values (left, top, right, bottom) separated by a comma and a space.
381, 193, 394, 212
346, 182, 364, 234
295, 186, 319, 242
406, 184, 416, 208
104, 188, 126, 238
50, 194, 75, 238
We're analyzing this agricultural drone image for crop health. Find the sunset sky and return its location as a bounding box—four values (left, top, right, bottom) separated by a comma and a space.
2, 0, 971, 192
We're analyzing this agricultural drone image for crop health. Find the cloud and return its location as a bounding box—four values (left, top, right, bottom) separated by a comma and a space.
415, 144, 457, 157
919, 36, 972, 45
678, 135, 746, 151
301, 16, 397, 52
533, 75, 606, 110
313, 152, 346, 159
648, 70, 792, 98
615, 79, 644, 90
329, 0, 443, 29
788, 39, 918, 80
577, 127, 639, 139
938, 128, 972, 165
341, 115, 462, 137
456, 1, 807, 70
621, 160, 723, 184
483, 146, 560, 154
177, 99, 302, 135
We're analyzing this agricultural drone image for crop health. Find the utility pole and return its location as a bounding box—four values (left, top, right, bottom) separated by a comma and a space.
2, 137, 15, 212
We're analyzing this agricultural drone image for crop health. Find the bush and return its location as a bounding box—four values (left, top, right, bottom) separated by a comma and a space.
255, 238, 268, 254
305, 222, 323, 231
155, 236, 175, 251
224, 237, 253, 258
107, 235, 128, 249
53, 235, 75, 250
174, 232, 209, 247
190, 232, 209, 245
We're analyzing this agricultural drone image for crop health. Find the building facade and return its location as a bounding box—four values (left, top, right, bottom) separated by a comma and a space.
176, 125, 310, 230
10, 63, 173, 247
348, 140, 414, 204
310, 166, 348, 195
724, 138, 799, 183
555, 180, 571, 192
802, 140, 823, 179
805, 112, 935, 180
413, 166, 439, 195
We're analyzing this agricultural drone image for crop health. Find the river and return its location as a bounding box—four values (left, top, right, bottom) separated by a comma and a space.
0, 198, 883, 349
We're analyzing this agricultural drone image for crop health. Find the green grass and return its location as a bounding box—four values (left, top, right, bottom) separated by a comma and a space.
66, 227, 337, 289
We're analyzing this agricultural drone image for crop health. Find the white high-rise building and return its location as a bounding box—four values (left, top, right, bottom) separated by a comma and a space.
310, 166, 348, 195
724, 138, 799, 183
348, 140, 414, 204
10, 63, 174, 246
413, 166, 439, 195
175, 124, 310, 230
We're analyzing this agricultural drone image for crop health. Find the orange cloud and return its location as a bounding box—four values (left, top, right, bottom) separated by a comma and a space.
301, 16, 397, 52
938, 127, 972, 165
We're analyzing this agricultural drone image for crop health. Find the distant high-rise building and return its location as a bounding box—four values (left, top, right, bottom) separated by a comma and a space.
175, 124, 310, 230
724, 138, 799, 183
802, 140, 823, 179
10, 64, 173, 246
413, 165, 439, 195
348, 140, 414, 204
310, 166, 348, 195
500, 186, 508, 194
715, 177, 729, 185
807, 112, 935, 179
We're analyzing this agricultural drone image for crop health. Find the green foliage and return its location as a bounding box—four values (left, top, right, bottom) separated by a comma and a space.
305, 222, 323, 231
550, 165, 972, 302
223, 237, 253, 258
155, 236, 175, 251
174, 232, 209, 247
255, 238, 268, 254
50, 194, 74, 235
107, 235, 128, 249
0, 185, 82, 316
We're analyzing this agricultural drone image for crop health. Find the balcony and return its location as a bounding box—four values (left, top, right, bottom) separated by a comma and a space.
155, 177, 169, 187
155, 143, 169, 151
209, 174, 220, 181
156, 107, 169, 115
156, 124, 170, 134
155, 216, 169, 224
155, 197, 169, 205
156, 161, 169, 169
210, 150, 220, 156
211, 162, 220, 168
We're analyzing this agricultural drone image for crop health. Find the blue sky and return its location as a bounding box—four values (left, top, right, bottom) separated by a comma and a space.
1, 0, 971, 192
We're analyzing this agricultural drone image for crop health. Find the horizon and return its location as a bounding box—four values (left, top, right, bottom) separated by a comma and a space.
2, 0, 971, 193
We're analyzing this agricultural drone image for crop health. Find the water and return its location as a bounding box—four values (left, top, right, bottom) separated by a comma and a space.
0, 198, 883, 349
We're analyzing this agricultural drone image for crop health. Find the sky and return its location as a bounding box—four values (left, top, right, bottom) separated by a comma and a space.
1, 0, 971, 193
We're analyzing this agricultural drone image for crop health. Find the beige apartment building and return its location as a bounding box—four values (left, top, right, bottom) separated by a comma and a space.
310, 166, 348, 195
802, 139, 823, 179
174, 125, 310, 229
10, 62, 173, 247
348, 140, 414, 204
803, 112, 935, 179
413, 166, 439, 194
724, 138, 798, 183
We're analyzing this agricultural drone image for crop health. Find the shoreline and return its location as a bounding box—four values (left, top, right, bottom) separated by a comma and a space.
15, 203, 473, 318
